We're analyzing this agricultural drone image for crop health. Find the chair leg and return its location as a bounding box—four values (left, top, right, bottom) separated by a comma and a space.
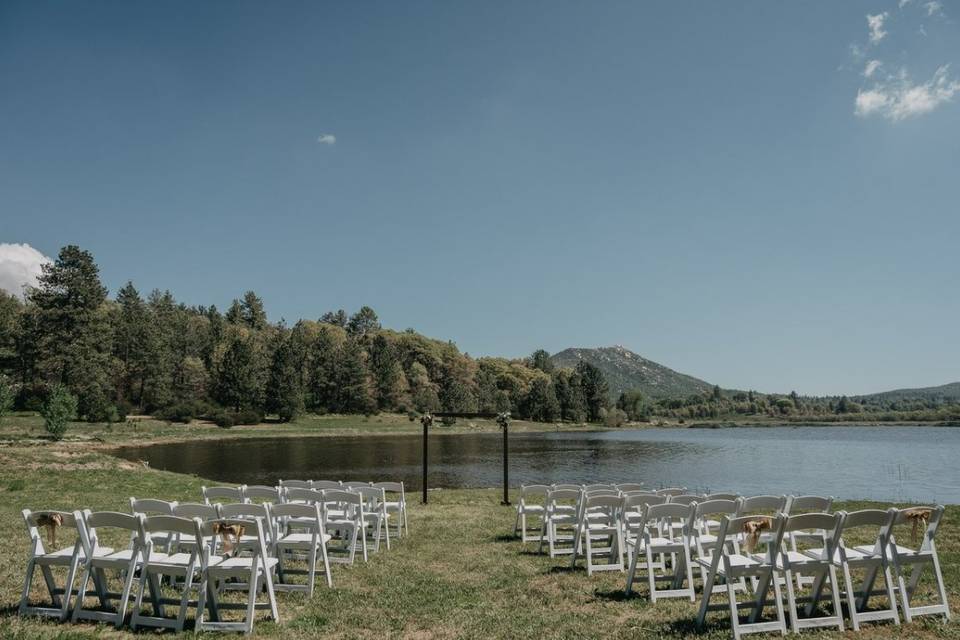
61, 553, 82, 621
320, 540, 333, 588
646, 543, 657, 602
931, 553, 952, 620
842, 562, 860, 632
18, 559, 35, 616
39, 565, 60, 608
116, 556, 140, 628
71, 563, 92, 623
244, 571, 258, 634
307, 544, 317, 597
696, 569, 716, 628
727, 579, 742, 640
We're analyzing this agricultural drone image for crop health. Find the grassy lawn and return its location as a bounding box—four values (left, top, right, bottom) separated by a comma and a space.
0, 418, 956, 638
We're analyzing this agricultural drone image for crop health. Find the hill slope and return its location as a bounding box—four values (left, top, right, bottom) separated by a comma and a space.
550, 345, 715, 400
854, 382, 960, 404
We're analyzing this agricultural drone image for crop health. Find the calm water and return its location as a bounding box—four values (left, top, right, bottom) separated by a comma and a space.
113, 426, 960, 504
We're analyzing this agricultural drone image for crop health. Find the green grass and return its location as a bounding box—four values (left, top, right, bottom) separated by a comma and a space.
0, 424, 957, 638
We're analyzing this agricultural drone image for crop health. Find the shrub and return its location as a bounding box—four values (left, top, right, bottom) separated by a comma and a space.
603, 408, 628, 428
114, 399, 133, 421
441, 415, 457, 426
212, 411, 235, 428
235, 409, 263, 425
42, 385, 77, 440
0, 374, 15, 421
210, 408, 262, 428
155, 400, 212, 423
407, 411, 418, 422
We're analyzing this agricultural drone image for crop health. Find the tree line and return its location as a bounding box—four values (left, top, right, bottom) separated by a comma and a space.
0, 245, 612, 426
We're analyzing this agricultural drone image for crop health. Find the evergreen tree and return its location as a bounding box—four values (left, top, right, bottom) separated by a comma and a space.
529, 349, 554, 373
523, 376, 560, 421
575, 360, 608, 422
214, 334, 260, 411
347, 306, 380, 337
319, 309, 348, 327
27, 245, 113, 420
308, 325, 340, 410
368, 334, 405, 410
265, 333, 304, 421
333, 338, 375, 414
113, 282, 151, 407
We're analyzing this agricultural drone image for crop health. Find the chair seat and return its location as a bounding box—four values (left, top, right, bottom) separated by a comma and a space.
277, 532, 333, 545
94, 548, 140, 567
39, 545, 114, 563
144, 552, 218, 569
210, 556, 279, 571
697, 553, 759, 572
647, 536, 682, 547
384, 501, 405, 511
518, 505, 544, 512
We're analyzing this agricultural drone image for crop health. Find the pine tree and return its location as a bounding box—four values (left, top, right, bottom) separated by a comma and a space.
368, 334, 404, 410
523, 376, 560, 421
114, 282, 151, 407
214, 334, 260, 411
27, 245, 113, 420
333, 338, 375, 414
575, 360, 608, 422
347, 306, 380, 337
308, 325, 340, 411
265, 333, 304, 421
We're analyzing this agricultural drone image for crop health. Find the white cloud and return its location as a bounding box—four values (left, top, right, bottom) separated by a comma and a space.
924, 1, 944, 16
867, 12, 889, 43
0, 243, 51, 298
899, 0, 913, 7
864, 60, 883, 78
855, 65, 960, 120
316, 133, 336, 145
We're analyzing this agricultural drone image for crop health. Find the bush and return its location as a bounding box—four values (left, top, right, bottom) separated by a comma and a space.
603, 408, 628, 428
441, 415, 457, 426
212, 411, 235, 428
114, 399, 133, 421
407, 411, 418, 422
0, 374, 15, 421
16, 383, 47, 412
156, 400, 212, 423
210, 408, 262, 428
42, 385, 77, 440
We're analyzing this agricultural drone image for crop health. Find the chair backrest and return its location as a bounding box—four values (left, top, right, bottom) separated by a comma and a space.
551, 484, 582, 491
738, 495, 787, 516
622, 490, 659, 498
354, 486, 387, 509
142, 514, 202, 539
615, 483, 646, 493
200, 517, 268, 559
693, 499, 739, 521
703, 492, 739, 501
279, 479, 312, 490
322, 489, 363, 506
311, 480, 342, 490
713, 514, 786, 561
891, 505, 943, 551
372, 481, 404, 494
174, 502, 220, 520
519, 484, 550, 502
584, 483, 616, 492
202, 486, 245, 505
130, 498, 177, 516
243, 485, 281, 504
284, 488, 324, 504
786, 495, 833, 514
623, 493, 668, 510
219, 502, 270, 519
783, 512, 841, 537
668, 494, 700, 506
22, 509, 83, 555
268, 502, 323, 522
546, 488, 581, 513
644, 502, 695, 536
80, 511, 145, 553
585, 488, 620, 499
838, 508, 896, 556
656, 487, 686, 497
344, 481, 372, 490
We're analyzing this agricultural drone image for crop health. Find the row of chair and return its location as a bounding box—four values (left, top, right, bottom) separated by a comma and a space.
19, 479, 410, 634
514, 484, 950, 639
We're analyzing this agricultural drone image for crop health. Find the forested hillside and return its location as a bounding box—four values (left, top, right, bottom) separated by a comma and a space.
0, 246, 611, 426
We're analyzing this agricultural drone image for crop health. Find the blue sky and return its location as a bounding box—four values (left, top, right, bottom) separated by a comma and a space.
1, 1, 958, 396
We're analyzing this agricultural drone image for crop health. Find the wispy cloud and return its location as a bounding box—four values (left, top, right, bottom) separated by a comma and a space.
864, 60, 883, 78
855, 65, 960, 120
867, 12, 889, 43
0, 243, 51, 298
316, 133, 336, 145
899, 0, 913, 8
924, 1, 944, 16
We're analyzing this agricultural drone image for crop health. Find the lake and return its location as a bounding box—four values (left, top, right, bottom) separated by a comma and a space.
113, 426, 960, 504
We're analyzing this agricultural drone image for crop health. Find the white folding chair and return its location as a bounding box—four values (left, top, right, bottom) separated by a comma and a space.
696, 514, 788, 640
783, 496, 833, 587
19, 509, 101, 621
779, 512, 845, 633
704, 493, 740, 501
243, 485, 282, 504
311, 480, 343, 490
196, 517, 279, 634
886, 505, 950, 623
322, 489, 366, 564
219, 503, 276, 557
514, 484, 549, 543
202, 486, 246, 506
269, 502, 333, 594
621, 493, 668, 572
816, 508, 899, 631
615, 483, 646, 493
72, 511, 147, 628
539, 488, 581, 557
130, 498, 177, 552
584, 483, 617, 492
690, 499, 743, 594
355, 485, 390, 552
570, 494, 624, 575
130, 515, 213, 632
170, 503, 221, 555
373, 481, 408, 539
625, 502, 696, 602
344, 481, 372, 490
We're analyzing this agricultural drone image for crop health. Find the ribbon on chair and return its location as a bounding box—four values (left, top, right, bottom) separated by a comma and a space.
211, 523, 246, 556
902, 507, 932, 544
742, 517, 773, 553
35, 513, 63, 548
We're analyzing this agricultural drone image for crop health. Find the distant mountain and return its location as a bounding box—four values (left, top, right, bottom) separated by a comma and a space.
550, 345, 715, 400
854, 382, 960, 404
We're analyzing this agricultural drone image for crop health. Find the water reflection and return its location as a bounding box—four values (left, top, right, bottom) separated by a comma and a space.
113, 426, 960, 504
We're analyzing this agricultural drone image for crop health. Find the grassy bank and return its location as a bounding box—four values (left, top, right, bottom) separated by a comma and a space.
0, 427, 957, 638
